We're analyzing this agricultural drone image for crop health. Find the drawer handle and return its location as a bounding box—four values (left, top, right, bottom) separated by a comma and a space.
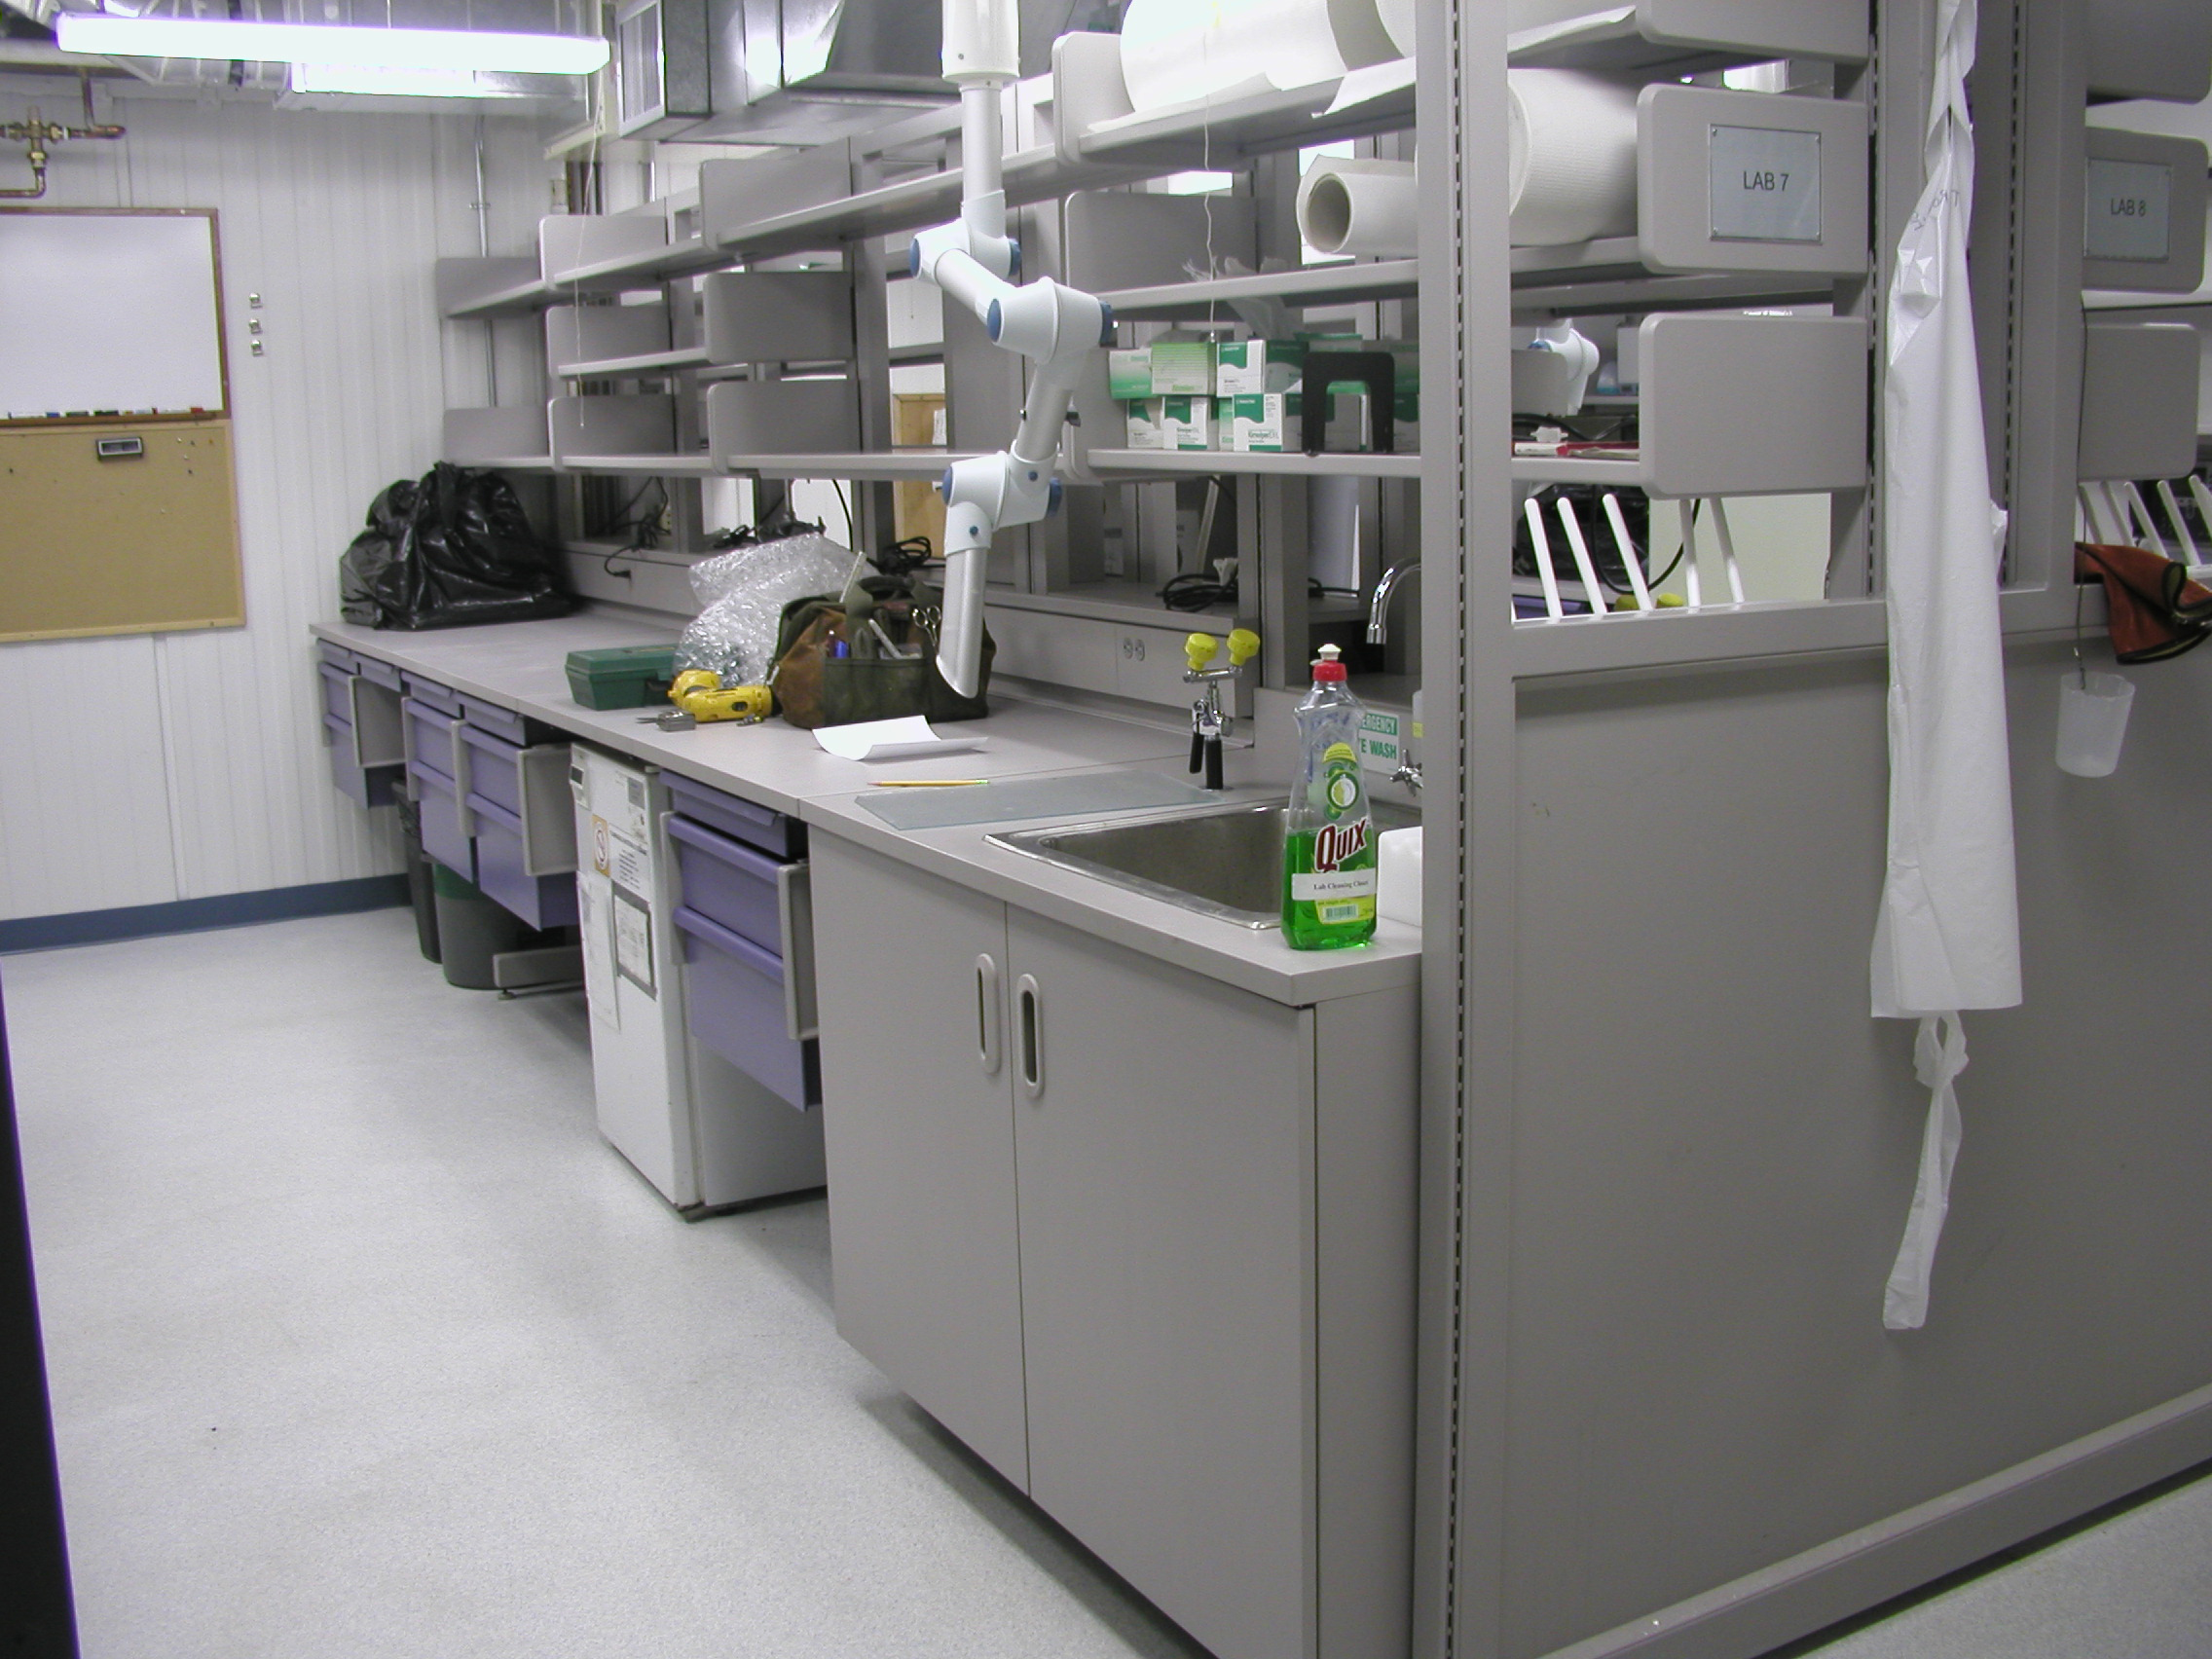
977, 955, 1002, 1077
1015, 973, 1043, 1099
776, 860, 818, 1043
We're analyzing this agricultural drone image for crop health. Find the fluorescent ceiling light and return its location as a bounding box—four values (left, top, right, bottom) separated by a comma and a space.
290, 64, 532, 98
55, 16, 609, 76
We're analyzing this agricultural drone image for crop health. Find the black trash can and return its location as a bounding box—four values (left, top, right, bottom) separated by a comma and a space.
432, 864, 539, 990
394, 795, 441, 964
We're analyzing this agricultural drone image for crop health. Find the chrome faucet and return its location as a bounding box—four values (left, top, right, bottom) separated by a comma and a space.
1367, 561, 1422, 645
1182, 629, 1260, 792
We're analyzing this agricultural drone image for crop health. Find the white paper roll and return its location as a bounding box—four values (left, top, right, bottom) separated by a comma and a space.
1376, 0, 1415, 58
1506, 68, 1640, 246
1297, 157, 1419, 258
1119, 0, 1398, 113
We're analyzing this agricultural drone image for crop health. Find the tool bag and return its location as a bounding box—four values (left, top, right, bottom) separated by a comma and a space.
769, 574, 993, 729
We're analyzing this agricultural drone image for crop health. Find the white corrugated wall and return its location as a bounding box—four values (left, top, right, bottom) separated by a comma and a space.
0, 89, 547, 922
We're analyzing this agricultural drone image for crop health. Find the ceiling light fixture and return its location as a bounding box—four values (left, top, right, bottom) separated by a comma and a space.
289, 64, 534, 98
55, 17, 609, 76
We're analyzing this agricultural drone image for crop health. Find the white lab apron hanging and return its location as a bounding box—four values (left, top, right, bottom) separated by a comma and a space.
1871, 0, 2022, 1331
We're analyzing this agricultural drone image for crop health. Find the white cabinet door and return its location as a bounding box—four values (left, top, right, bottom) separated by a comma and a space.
809, 837, 1029, 1487
1008, 909, 1317, 1659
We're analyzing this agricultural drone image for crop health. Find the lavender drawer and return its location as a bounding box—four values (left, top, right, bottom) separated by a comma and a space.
458, 721, 526, 816
666, 775, 797, 859
673, 905, 816, 1109
403, 698, 462, 783
325, 714, 398, 808
467, 792, 577, 930
318, 661, 354, 723
410, 762, 474, 877
356, 656, 403, 692
666, 814, 784, 955
317, 641, 360, 675
404, 675, 464, 717
460, 695, 531, 746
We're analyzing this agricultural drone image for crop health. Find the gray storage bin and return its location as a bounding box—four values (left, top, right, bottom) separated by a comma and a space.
705, 378, 858, 458
667, 813, 784, 956
702, 271, 855, 365
467, 791, 578, 930
673, 903, 816, 1109
666, 775, 798, 859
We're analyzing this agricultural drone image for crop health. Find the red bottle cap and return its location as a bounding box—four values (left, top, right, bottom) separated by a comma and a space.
1311, 645, 1347, 682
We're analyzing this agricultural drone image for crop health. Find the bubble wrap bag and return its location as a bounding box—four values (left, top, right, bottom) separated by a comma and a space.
676, 532, 855, 685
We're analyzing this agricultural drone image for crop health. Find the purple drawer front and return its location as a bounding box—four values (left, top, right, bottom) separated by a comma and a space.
666, 814, 784, 955
458, 722, 525, 816
325, 714, 398, 809
356, 656, 403, 692
318, 661, 354, 723
461, 695, 530, 746
674, 905, 815, 1109
317, 641, 359, 675
666, 775, 796, 859
404, 675, 463, 717
410, 763, 474, 877
468, 792, 577, 930
403, 698, 461, 782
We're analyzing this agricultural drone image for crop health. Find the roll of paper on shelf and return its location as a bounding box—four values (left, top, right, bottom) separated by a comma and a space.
1506, 68, 1640, 245
1297, 157, 1419, 257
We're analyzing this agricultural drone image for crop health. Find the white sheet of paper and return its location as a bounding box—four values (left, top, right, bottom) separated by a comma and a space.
1321, 56, 1416, 117
813, 716, 988, 762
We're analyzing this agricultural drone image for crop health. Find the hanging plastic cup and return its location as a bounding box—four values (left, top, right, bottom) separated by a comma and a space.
2055, 671, 2135, 777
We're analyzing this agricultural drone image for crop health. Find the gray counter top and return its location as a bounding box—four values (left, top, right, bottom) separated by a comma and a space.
313, 612, 1419, 1004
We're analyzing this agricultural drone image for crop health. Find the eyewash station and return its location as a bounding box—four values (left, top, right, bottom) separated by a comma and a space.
283, 1, 2212, 1657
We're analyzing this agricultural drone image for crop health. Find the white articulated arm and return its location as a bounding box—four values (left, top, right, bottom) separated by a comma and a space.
915, 0, 1113, 699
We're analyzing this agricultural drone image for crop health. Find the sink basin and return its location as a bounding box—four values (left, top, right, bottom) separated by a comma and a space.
990, 796, 1420, 930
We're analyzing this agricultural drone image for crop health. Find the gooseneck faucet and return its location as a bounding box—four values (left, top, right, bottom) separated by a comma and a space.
1366, 561, 1422, 645
1183, 629, 1260, 792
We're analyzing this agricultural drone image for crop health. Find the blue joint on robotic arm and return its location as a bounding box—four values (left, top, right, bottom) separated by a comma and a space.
1098, 301, 1115, 347
1009, 240, 1021, 281
1049, 478, 1063, 516
940, 467, 955, 502
908, 239, 922, 279
986, 298, 1002, 343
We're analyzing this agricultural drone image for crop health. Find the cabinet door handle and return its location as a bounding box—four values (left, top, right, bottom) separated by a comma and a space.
976, 955, 1002, 1077
1015, 973, 1043, 1098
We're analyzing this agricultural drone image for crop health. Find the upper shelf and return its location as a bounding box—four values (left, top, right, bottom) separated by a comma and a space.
1098, 259, 1419, 321
1088, 448, 1422, 479
558, 346, 713, 380
1506, 3, 1869, 77
437, 256, 550, 320
546, 234, 731, 295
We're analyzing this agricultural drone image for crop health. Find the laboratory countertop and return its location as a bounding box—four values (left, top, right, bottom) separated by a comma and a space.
313, 612, 1420, 1005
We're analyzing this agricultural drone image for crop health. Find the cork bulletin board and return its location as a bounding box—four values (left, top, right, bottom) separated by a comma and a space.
0, 207, 244, 642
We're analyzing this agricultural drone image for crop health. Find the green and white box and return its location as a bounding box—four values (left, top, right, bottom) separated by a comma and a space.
1126, 395, 1218, 451
1228, 391, 1299, 452
1108, 342, 1215, 400
1215, 338, 1308, 397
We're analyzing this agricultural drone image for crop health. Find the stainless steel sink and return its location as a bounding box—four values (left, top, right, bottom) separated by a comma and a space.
989, 797, 1419, 930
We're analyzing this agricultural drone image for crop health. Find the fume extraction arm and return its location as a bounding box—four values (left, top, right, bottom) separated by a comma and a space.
912, 0, 1112, 701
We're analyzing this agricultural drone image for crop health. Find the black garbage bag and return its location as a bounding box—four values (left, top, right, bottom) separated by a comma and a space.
340, 463, 571, 630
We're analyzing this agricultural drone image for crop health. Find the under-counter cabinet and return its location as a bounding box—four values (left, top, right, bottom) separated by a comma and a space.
810, 835, 1417, 1659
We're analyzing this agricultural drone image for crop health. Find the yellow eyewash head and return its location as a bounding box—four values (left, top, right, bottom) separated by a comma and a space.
1226, 628, 1260, 667
1184, 632, 1220, 672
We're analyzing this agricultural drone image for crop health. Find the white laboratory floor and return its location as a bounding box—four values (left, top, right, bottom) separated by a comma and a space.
3, 907, 2208, 1659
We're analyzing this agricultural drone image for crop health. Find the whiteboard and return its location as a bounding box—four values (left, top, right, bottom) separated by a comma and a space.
0, 210, 226, 422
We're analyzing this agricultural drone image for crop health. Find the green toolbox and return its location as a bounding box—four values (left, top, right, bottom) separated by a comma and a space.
565, 644, 679, 710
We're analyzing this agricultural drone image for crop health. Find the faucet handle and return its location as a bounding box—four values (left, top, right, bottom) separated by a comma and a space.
1184, 632, 1221, 672
1226, 628, 1260, 668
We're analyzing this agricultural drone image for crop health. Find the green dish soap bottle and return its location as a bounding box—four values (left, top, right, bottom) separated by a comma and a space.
1283, 645, 1378, 950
